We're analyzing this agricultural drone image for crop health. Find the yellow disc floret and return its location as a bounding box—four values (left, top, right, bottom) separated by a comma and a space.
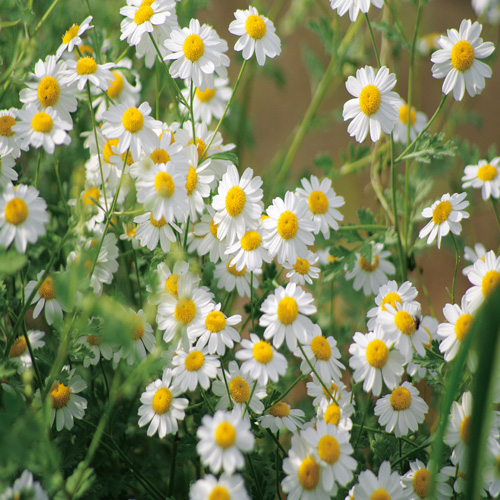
451, 40, 475, 72
359, 254, 379, 272
205, 311, 226, 332
370, 489, 391, 500
107, 72, 124, 99
277, 211, 298, 240
103, 138, 119, 163
225, 186, 246, 217
209, 486, 230, 500
39, 276, 56, 300
38, 76, 60, 107
82, 186, 100, 206
324, 402, 340, 425
133, 316, 144, 340
210, 219, 219, 238
293, 257, 310, 275
394, 311, 416, 336
165, 274, 179, 296
62, 24, 80, 44
229, 377, 250, 404
122, 107, 144, 133
186, 167, 198, 195
269, 401, 290, 417
277, 296, 299, 325
227, 262, 246, 277
154, 171, 175, 198
196, 87, 216, 102
31, 112, 53, 133
460, 415, 470, 444
185, 350, 204, 371
215, 421, 236, 449
5, 198, 28, 226
9, 337, 27, 358
152, 387, 172, 415
413, 468, 431, 499
134, 5, 154, 25
175, 297, 196, 325
298, 457, 320, 491
150, 148, 170, 164
432, 200, 452, 225
241, 231, 261, 251
455, 313, 473, 342
311, 336, 332, 361
149, 213, 167, 227
366, 339, 389, 368
189, 137, 207, 161
86, 335, 101, 346
183, 34, 205, 62
252, 340, 273, 364
50, 382, 71, 409
381, 292, 402, 311
76, 56, 97, 75
390, 386, 412, 411
0, 115, 15, 137
359, 84, 381, 116
308, 191, 328, 214
482, 270, 500, 298
399, 104, 416, 126
317, 435, 340, 465
245, 15, 267, 40
477, 164, 498, 182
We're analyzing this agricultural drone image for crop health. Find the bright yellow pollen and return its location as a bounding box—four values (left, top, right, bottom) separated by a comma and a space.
318, 435, 340, 465
210, 219, 219, 238
241, 231, 261, 251
37, 76, 60, 107
165, 274, 179, 296
5, 198, 28, 226
183, 34, 205, 62
225, 186, 246, 217
308, 190, 328, 214
103, 138, 119, 163
381, 292, 402, 311
370, 489, 391, 500
149, 213, 167, 227
215, 421, 236, 449
62, 24, 80, 44
395, 311, 416, 336
82, 186, 100, 206
205, 311, 226, 332
76, 56, 97, 75
390, 386, 412, 411
451, 40, 475, 72
50, 382, 71, 409
359, 84, 381, 116
175, 297, 196, 325
186, 167, 198, 195
269, 401, 290, 417
252, 340, 273, 364
196, 87, 216, 102
107, 72, 124, 99
189, 137, 207, 161
324, 403, 341, 425
323, 382, 341, 401
366, 339, 389, 368
9, 337, 27, 358
209, 486, 230, 500
185, 350, 204, 371
134, 5, 154, 25
154, 171, 175, 198
0, 115, 15, 137
277, 211, 298, 240
31, 112, 53, 133
39, 277, 56, 300
460, 415, 470, 444
399, 104, 416, 126
86, 335, 101, 346
293, 257, 310, 275
432, 200, 452, 225
140, 0, 155, 5
245, 14, 267, 40
455, 313, 473, 342
227, 261, 246, 277
229, 377, 250, 404
150, 148, 170, 164
413, 468, 431, 499
482, 270, 500, 298
359, 254, 379, 272
277, 296, 299, 325
133, 317, 144, 340
152, 387, 173, 415
477, 164, 498, 182
122, 107, 144, 133
311, 336, 331, 361
298, 457, 320, 491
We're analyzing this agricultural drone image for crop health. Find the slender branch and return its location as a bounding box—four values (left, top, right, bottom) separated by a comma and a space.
364, 13, 381, 67
297, 344, 336, 402
450, 233, 460, 304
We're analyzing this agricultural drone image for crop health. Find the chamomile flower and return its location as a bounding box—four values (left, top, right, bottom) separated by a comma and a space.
472, 0, 500, 23
172, 346, 220, 392
419, 192, 469, 249
354, 461, 406, 500
343, 65, 400, 143
402, 460, 453, 500
259, 402, 305, 433
317, 394, 355, 432
0, 109, 23, 158
225, 227, 271, 272
193, 208, 228, 263
137, 369, 188, 438
56, 16, 93, 59
0, 154, 17, 185
149, 260, 196, 305
0, 470, 48, 500
283, 251, 321, 285
25, 272, 64, 325
307, 376, 349, 408
8, 330, 45, 373
228, 6, 281, 66
236, 333, 287, 385
13, 104, 71, 154
189, 473, 250, 500
463, 242, 487, 276
214, 259, 259, 298
465, 250, 500, 311
184, 147, 214, 220
262, 191, 316, 265
164, 19, 230, 91
431, 19, 495, 101
76, 324, 114, 368
345, 243, 396, 296
392, 99, 427, 144
134, 211, 178, 252
374, 382, 428, 437
197, 408, 255, 474
62, 56, 115, 92
349, 329, 405, 396
296, 175, 345, 238
406, 315, 439, 380
0, 183, 48, 254
445, 391, 472, 471
462, 157, 500, 200
330, 0, 383, 22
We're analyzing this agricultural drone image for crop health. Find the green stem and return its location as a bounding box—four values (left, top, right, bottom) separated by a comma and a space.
242, 380, 257, 418
99, 358, 109, 401
266, 374, 307, 409
34, 150, 42, 189
132, 247, 143, 309
391, 436, 433, 468
22, 323, 44, 392
246, 454, 265, 499
275, 430, 283, 500
53, 152, 69, 219
339, 143, 389, 176
189, 80, 196, 141
250, 271, 255, 331
353, 402, 368, 449
337, 224, 387, 232
264, 427, 286, 456
450, 233, 460, 304
221, 363, 234, 410
155, 61, 160, 120
32, 0, 62, 36
297, 344, 336, 402
491, 198, 500, 233
364, 12, 381, 67
183, 215, 190, 250
416, 265, 436, 317
201, 387, 215, 413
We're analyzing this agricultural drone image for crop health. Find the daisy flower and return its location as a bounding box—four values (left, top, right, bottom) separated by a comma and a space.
189, 473, 250, 500
402, 459, 453, 500
56, 16, 93, 59
392, 98, 427, 144
306, 376, 349, 408
25, 272, 64, 325
134, 211, 178, 253
149, 261, 196, 305
184, 147, 214, 221
295, 175, 345, 238
0, 183, 48, 254
0, 470, 48, 500
228, 6, 281, 66
418, 192, 469, 249
164, 19, 230, 91
61, 56, 115, 92
330, 0, 383, 22
49, 367, 87, 431
406, 315, 439, 380
301, 421, 357, 492
343, 65, 400, 143
214, 259, 259, 298
193, 208, 228, 263
462, 157, 500, 200
138, 369, 188, 438
196, 408, 255, 474
0, 109, 23, 158
236, 333, 287, 385
171, 346, 220, 392
462, 242, 487, 276
225, 227, 271, 272
465, 249, 500, 311
262, 191, 316, 265
8, 330, 45, 373
259, 401, 305, 433
76, 327, 114, 369
374, 381, 428, 437
345, 242, 396, 296
141, 125, 188, 174
445, 391, 472, 471
0, 155, 18, 186
354, 461, 406, 500
472, 0, 500, 23
283, 251, 321, 285
431, 19, 495, 101
348, 329, 405, 396
317, 393, 355, 432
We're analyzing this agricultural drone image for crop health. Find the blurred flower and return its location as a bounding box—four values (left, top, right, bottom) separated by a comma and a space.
259, 401, 305, 433
330, 0, 383, 22
462, 157, 500, 200
56, 16, 93, 59
189, 473, 250, 500
392, 99, 427, 145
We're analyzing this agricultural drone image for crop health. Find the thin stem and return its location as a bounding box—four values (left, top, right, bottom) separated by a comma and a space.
391, 436, 433, 468
450, 233, 460, 304
364, 13, 381, 67
53, 152, 69, 219
337, 224, 387, 232
416, 265, 436, 317
242, 380, 257, 418
22, 323, 44, 392
201, 387, 215, 413
297, 344, 336, 402
34, 150, 42, 189
155, 61, 160, 120
221, 363, 234, 410
250, 271, 255, 331
132, 247, 143, 309
491, 198, 500, 233
266, 374, 306, 409
264, 427, 286, 456
183, 216, 190, 250
353, 399, 368, 449
32, 0, 62, 36
246, 454, 265, 500
189, 80, 196, 142
339, 143, 389, 176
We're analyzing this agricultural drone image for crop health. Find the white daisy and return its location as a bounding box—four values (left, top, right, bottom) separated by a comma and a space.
225, 227, 271, 272
56, 16, 93, 59
134, 211, 178, 253
0, 183, 48, 254
463, 242, 487, 276
0, 155, 18, 185
392, 98, 427, 145
189, 473, 250, 500
0, 109, 23, 158
406, 315, 439, 380
76, 325, 114, 369
192, 208, 228, 263
228, 6, 281, 66
184, 146, 214, 221
306, 376, 349, 408
431, 19, 495, 101
465, 249, 500, 311
343, 65, 400, 143
259, 401, 305, 433
137, 369, 188, 438
171, 346, 220, 392
462, 157, 500, 200
61, 56, 115, 92
1, 470, 48, 500
330, 0, 383, 22
354, 461, 406, 500
419, 192, 469, 249
8, 330, 45, 374
149, 260, 196, 305
402, 459, 453, 500
317, 393, 355, 432
445, 391, 472, 471
283, 251, 321, 285
214, 258, 259, 298
25, 272, 64, 325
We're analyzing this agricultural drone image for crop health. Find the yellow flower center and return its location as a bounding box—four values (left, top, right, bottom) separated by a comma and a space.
269, 401, 290, 417
183, 34, 205, 62
323, 382, 341, 400
86, 335, 101, 346
76, 56, 97, 75
186, 166, 198, 195
252, 340, 273, 364
62, 24, 80, 44
245, 14, 267, 40
477, 164, 497, 182
164, 274, 179, 296
451, 40, 475, 72
318, 435, 340, 465
210, 219, 219, 238
103, 138, 119, 163
9, 337, 27, 358
359, 254, 379, 272
215, 421, 236, 449
185, 350, 205, 371
77, 44, 94, 58
39, 276, 56, 300
107, 72, 124, 99
175, 297, 196, 325
134, 5, 154, 24
205, 311, 226, 332
189, 137, 207, 161
229, 377, 250, 403
390, 386, 412, 411
50, 382, 71, 409
0, 115, 15, 137
370, 489, 391, 500
277, 211, 298, 240
225, 186, 246, 217
196, 87, 216, 102
413, 468, 431, 499
154, 171, 175, 198
31, 112, 53, 133
122, 107, 144, 133
149, 213, 167, 227
308, 190, 328, 214
37, 76, 60, 108
381, 292, 402, 311
432, 200, 452, 225
152, 387, 173, 415
209, 486, 230, 500
5, 198, 28, 226
241, 231, 261, 251
399, 104, 416, 126
395, 311, 416, 336
482, 270, 500, 298
366, 339, 389, 368
82, 186, 100, 206
277, 296, 299, 325
298, 457, 320, 491
133, 317, 144, 340
293, 257, 310, 275
455, 313, 473, 342
359, 84, 381, 116
150, 148, 170, 164
324, 402, 340, 425
310, 336, 331, 361
460, 415, 470, 444
227, 261, 246, 277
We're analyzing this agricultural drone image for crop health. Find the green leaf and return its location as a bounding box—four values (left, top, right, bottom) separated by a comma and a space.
357, 208, 375, 226
303, 46, 325, 88
307, 18, 334, 55
0, 249, 27, 276
401, 133, 456, 164
61, 462, 95, 499
372, 20, 410, 50
209, 151, 239, 167
313, 153, 333, 173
